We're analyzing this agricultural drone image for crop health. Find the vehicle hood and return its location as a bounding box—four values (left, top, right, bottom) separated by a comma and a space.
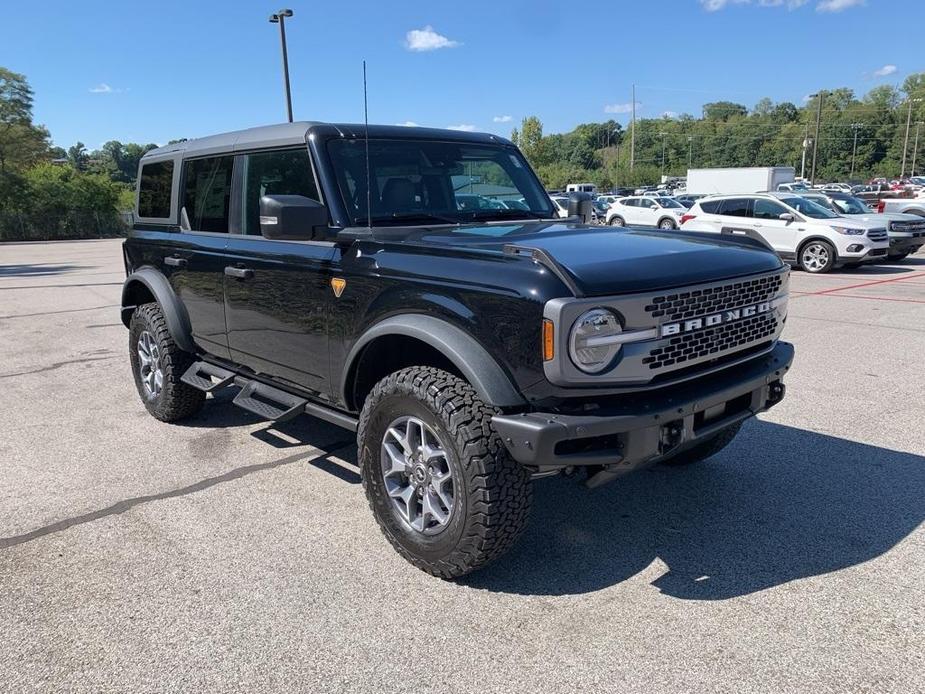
377, 221, 784, 296
848, 212, 925, 225
823, 216, 888, 230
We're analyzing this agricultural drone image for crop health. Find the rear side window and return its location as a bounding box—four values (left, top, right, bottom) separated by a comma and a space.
241, 149, 319, 235
181, 156, 234, 233
719, 198, 752, 218
138, 160, 174, 219
699, 199, 721, 213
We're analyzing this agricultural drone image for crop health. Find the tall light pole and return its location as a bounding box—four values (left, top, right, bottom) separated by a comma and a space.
269, 9, 294, 123
659, 131, 667, 178
687, 135, 693, 169
900, 97, 923, 178
849, 122, 863, 179
913, 121, 924, 177
810, 91, 824, 186
630, 84, 636, 172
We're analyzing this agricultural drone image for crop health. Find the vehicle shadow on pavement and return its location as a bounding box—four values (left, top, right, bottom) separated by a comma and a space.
0, 263, 80, 277
463, 419, 925, 599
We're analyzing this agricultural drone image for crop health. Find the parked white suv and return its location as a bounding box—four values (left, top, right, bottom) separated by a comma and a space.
679, 193, 890, 273
606, 196, 686, 229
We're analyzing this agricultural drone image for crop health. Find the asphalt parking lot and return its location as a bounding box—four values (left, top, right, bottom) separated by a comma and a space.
1, 239, 923, 693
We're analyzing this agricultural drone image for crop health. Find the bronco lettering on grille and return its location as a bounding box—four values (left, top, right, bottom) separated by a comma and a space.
661, 301, 772, 337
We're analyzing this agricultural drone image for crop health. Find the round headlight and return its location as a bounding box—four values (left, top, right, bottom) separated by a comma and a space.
569, 308, 623, 373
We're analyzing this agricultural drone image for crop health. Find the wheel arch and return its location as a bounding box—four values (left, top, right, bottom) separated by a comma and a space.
797, 235, 839, 264
341, 315, 526, 412
121, 267, 195, 353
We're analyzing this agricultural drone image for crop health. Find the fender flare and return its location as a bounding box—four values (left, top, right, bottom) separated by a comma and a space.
342, 314, 526, 409
120, 267, 196, 353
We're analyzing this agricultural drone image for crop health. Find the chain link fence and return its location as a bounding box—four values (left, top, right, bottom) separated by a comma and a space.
0, 210, 132, 242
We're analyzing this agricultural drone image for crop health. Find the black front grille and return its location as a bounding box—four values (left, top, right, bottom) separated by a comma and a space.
645, 273, 783, 321
642, 313, 779, 370
890, 221, 925, 237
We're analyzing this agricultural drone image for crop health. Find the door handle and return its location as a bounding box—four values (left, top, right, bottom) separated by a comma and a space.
164, 255, 187, 268
224, 266, 254, 280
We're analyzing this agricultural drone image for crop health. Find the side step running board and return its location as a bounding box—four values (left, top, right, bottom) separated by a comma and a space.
233, 381, 307, 423
181, 361, 236, 392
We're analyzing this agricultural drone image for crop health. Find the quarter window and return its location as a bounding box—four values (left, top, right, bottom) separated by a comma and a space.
181, 156, 234, 233
138, 160, 174, 219
699, 199, 721, 213
241, 149, 320, 235
753, 198, 788, 220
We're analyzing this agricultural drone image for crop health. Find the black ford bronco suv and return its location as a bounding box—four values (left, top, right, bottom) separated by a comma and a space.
121, 122, 793, 578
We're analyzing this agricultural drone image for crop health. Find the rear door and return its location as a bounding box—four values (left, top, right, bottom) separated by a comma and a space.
223, 147, 338, 398
164, 155, 234, 359
715, 197, 757, 241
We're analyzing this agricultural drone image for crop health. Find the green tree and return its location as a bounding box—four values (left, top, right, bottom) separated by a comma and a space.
0, 67, 50, 174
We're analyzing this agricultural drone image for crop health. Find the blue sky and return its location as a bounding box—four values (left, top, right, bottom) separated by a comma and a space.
2, 0, 922, 149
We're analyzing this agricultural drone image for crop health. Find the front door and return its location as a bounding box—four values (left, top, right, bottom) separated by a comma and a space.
751, 197, 799, 253
635, 198, 658, 226
223, 147, 338, 399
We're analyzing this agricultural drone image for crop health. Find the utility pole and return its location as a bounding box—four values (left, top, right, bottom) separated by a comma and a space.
849, 122, 863, 179
913, 121, 923, 177
659, 132, 667, 177
269, 9, 295, 123
900, 97, 922, 178
810, 91, 824, 186
687, 136, 693, 168
630, 84, 636, 171
800, 122, 810, 181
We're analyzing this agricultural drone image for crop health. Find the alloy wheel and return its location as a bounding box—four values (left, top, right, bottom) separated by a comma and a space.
380, 416, 455, 535
802, 242, 830, 272
136, 330, 164, 399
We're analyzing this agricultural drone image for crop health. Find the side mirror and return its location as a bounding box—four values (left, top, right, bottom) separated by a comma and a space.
259, 194, 328, 240
567, 192, 593, 223
778, 212, 795, 223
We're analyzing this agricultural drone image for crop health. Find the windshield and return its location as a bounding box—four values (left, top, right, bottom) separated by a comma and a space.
326, 138, 555, 226
780, 196, 840, 219
831, 196, 872, 215
656, 198, 684, 209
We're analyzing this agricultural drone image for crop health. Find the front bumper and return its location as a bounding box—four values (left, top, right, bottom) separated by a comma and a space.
889, 235, 925, 254
493, 341, 793, 480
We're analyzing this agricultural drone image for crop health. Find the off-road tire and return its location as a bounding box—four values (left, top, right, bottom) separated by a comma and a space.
660, 422, 742, 467
358, 367, 532, 579
609, 216, 625, 227
129, 302, 205, 422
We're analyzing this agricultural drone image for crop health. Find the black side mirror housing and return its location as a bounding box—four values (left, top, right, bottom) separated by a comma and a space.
567, 192, 593, 223
259, 195, 328, 240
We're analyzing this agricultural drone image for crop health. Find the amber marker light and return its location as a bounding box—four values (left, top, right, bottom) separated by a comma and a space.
542, 319, 555, 361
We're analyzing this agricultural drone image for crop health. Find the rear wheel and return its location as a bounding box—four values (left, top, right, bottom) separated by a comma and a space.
358, 367, 532, 579
661, 422, 742, 467
799, 240, 836, 273
129, 303, 205, 422
609, 216, 625, 227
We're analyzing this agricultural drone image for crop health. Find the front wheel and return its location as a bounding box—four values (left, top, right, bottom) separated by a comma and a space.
799, 240, 837, 273
358, 367, 532, 579
658, 218, 677, 230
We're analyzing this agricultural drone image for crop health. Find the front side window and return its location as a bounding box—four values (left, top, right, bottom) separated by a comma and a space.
181, 156, 234, 233
656, 198, 684, 209
326, 138, 555, 226
720, 198, 752, 217
753, 198, 788, 220
138, 160, 174, 219
779, 196, 839, 219
241, 148, 319, 235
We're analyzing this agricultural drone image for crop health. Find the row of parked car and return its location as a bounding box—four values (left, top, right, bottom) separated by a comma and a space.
595, 189, 925, 273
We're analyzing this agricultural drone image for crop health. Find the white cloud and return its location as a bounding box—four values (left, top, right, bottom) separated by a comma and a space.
395, 121, 420, 127
701, 0, 815, 9
662, 111, 679, 119
492, 115, 513, 123
446, 124, 477, 132
604, 102, 640, 114
405, 26, 460, 52
816, 0, 864, 11
89, 83, 124, 94
873, 64, 897, 77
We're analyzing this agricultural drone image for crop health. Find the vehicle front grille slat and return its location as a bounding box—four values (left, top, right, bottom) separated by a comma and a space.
644, 274, 782, 321
867, 228, 888, 241
642, 313, 779, 370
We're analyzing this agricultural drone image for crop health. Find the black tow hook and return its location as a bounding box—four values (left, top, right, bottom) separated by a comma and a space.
659, 420, 685, 454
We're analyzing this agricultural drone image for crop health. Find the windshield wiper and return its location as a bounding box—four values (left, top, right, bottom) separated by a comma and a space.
465, 209, 550, 221
367, 212, 461, 226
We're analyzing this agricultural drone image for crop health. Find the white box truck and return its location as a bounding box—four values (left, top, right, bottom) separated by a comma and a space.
686, 167, 794, 195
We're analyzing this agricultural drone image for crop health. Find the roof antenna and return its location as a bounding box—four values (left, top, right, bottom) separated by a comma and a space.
363, 60, 372, 232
